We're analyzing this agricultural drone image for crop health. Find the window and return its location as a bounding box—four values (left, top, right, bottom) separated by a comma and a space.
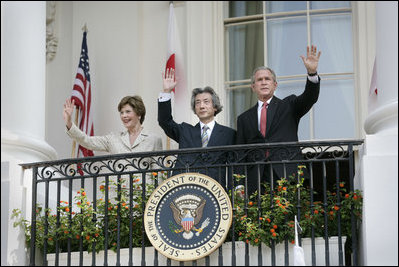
224, 1, 355, 140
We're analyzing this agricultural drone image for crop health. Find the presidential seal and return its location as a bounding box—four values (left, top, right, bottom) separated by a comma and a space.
144, 173, 232, 261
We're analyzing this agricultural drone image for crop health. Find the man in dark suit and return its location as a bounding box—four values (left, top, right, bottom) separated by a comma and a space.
158, 68, 236, 190
236, 45, 321, 196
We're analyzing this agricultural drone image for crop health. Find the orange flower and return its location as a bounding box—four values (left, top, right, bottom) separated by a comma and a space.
82, 192, 86, 196
339, 182, 345, 187
64, 230, 69, 234
329, 211, 334, 215
76, 235, 80, 239
86, 235, 90, 240
95, 233, 99, 237
282, 187, 287, 191
334, 205, 340, 211
266, 218, 271, 223
345, 194, 349, 199
272, 232, 277, 237
270, 228, 275, 233
152, 172, 158, 176
65, 207, 70, 212
254, 238, 259, 243
273, 225, 278, 229
100, 185, 105, 190
249, 201, 253, 206
314, 209, 319, 214
77, 201, 81, 205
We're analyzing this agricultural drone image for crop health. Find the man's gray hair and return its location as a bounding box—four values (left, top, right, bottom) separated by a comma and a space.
191, 86, 223, 116
250, 66, 277, 84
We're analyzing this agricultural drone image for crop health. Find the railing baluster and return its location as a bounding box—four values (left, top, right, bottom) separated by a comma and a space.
322, 162, 330, 266
335, 161, 344, 266
104, 175, 109, 266
141, 172, 146, 266
30, 166, 38, 266
129, 174, 134, 266
43, 180, 49, 266
55, 180, 61, 266
92, 176, 97, 266
116, 175, 121, 266
309, 162, 316, 266
80, 177, 84, 266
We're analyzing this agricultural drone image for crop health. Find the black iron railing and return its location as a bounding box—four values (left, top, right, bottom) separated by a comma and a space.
20, 140, 363, 266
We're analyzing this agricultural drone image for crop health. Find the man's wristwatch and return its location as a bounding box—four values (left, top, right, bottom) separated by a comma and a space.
308, 72, 318, 76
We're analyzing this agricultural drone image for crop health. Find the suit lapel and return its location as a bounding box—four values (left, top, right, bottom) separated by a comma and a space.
266, 97, 279, 137
133, 133, 146, 148
121, 132, 131, 148
249, 104, 263, 138
194, 123, 202, 147
207, 123, 222, 146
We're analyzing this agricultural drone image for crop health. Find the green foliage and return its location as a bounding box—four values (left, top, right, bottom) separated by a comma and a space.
231, 166, 363, 248
12, 172, 164, 254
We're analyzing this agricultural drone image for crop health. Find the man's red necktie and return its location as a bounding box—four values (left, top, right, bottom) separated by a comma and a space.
260, 102, 268, 137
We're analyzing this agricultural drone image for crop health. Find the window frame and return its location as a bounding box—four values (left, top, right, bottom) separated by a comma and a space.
222, 1, 369, 141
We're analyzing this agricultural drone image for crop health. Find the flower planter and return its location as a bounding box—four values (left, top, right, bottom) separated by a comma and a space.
47, 236, 346, 266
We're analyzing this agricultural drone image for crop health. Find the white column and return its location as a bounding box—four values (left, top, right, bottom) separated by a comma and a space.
359, 2, 398, 266
1, 2, 57, 266
1, 1, 57, 161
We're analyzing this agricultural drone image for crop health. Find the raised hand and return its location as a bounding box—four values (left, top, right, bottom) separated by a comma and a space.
63, 98, 75, 129
300, 45, 321, 74
162, 68, 177, 93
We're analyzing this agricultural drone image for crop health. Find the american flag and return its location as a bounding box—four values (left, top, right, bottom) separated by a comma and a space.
71, 31, 94, 161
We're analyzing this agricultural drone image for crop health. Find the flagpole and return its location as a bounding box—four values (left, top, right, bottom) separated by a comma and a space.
71, 107, 79, 158
71, 23, 88, 158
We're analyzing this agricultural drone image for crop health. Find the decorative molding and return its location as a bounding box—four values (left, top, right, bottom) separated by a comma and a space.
46, 1, 58, 62
364, 100, 398, 135
1, 128, 58, 162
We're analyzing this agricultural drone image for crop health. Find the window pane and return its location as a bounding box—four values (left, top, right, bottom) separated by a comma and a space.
229, 1, 263, 18
313, 79, 355, 139
227, 22, 264, 81
274, 80, 311, 140
310, 1, 351, 10
266, 1, 307, 13
311, 14, 353, 73
267, 17, 307, 76
228, 86, 257, 129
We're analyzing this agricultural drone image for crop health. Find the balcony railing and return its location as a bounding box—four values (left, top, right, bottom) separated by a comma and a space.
20, 139, 363, 266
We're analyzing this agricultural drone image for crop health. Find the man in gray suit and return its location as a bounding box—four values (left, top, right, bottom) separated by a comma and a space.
158, 68, 236, 189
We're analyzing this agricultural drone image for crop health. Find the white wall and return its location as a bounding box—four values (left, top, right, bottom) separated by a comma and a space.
46, 1, 225, 159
